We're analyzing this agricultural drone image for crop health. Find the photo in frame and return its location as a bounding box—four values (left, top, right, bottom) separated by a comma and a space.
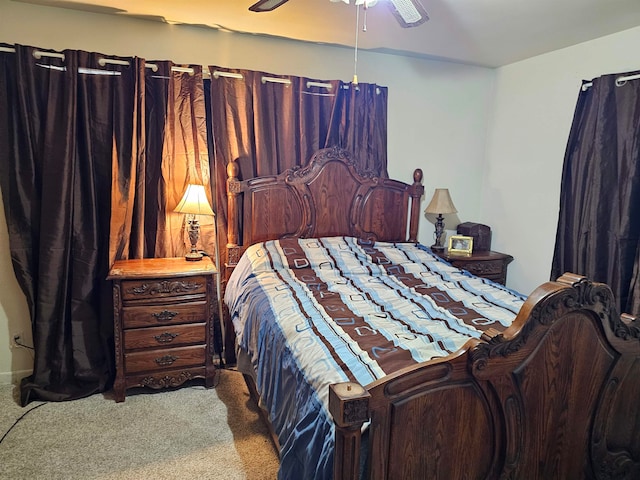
448, 235, 474, 255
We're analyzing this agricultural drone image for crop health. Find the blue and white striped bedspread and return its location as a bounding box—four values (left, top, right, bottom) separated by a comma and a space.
224, 236, 525, 479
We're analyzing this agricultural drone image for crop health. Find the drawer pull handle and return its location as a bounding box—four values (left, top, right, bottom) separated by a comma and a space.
154, 332, 179, 344
155, 355, 177, 366
152, 310, 178, 322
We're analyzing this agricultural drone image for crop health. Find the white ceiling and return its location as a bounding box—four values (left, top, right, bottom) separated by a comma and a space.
14, 0, 640, 67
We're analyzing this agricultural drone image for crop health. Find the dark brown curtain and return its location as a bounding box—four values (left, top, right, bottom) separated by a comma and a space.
329, 82, 388, 174
0, 45, 139, 405
208, 67, 388, 274
0, 50, 382, 404
551, 71, 640, 316
1, 46, 215, 405
110, 64, 214, 263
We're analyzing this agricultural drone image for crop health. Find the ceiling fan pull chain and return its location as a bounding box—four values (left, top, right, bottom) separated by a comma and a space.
363, 3, 368, 32
353, 4, 360, 84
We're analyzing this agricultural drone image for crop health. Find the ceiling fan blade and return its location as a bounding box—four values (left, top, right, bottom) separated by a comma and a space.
249, 0, 428, 29
249, 0, 290, 12
388, 0, 428, 28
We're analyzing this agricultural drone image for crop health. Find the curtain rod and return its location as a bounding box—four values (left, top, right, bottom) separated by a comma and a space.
214, 73, 333, 91
307, 81, 332, 90
262, 76, 291, 86
582, 72, 640, 91
211, 71, 334, 91
212, 70, 243, 79
0, 46, 210, 78
0, 46, 373, 90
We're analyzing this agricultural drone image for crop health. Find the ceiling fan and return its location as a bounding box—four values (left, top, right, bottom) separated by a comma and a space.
248, 0, 429, 28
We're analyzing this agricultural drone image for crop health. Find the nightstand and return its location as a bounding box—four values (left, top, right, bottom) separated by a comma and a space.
108, 257, 219, 402
434, 250, 513, 285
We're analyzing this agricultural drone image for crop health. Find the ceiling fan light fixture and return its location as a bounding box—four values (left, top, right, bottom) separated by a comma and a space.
388, 0, 429, 27
249, 0, 290, 12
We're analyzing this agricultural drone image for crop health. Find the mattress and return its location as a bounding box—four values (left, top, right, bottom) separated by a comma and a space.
224, 236, 525, 479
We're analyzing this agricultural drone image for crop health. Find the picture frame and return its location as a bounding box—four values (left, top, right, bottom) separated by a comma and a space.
448, 235, 474, 255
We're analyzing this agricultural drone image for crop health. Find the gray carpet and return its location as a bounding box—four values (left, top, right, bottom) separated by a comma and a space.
0, 369, 280, 479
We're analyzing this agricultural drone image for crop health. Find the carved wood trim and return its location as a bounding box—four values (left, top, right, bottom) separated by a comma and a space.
112, 282, 125, 402
141, 371, 193, 389
469, 275, 623, 375
226, 146, 423, 257
408, 168, 424, 243
126, 280, 203, 297
329, 382, 370, 480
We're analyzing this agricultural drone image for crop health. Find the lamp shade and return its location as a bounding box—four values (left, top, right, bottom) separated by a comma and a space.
424, 188, 457, 215
174, 184, 214, 216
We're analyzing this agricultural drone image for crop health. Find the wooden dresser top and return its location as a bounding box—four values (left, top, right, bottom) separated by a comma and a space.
107, 257, 217, 280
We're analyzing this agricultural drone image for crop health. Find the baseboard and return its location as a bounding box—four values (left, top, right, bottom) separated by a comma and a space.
0, 369, 32, 385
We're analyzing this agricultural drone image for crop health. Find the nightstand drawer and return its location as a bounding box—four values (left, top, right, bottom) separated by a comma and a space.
124, 323, 206, 350
121, 275, 207, 301
463, 260, 503, 276
433, 250, 513, 286
125, 345, 206, 373
122, 301, 207, 328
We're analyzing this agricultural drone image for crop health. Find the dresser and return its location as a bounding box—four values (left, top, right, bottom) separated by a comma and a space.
434, 250, 513, 285
108, 257, 218, 402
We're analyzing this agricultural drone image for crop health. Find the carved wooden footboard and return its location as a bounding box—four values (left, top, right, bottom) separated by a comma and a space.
329, 273, 640, 479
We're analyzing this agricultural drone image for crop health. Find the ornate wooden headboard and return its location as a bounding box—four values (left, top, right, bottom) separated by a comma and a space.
225, 147, 424, 277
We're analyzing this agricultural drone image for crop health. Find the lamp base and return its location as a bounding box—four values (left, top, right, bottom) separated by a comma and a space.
184, 216, 203, 261
185, 251, 203, 261
431, 214, 446, 252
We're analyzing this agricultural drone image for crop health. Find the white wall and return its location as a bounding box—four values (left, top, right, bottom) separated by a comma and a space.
3, 1, 640, 384
482, 25, 640, 296
0, 0, 495, 382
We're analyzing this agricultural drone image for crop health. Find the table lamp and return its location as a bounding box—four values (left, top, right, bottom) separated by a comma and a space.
424, 188, 457, 251
174, 184, 214, 261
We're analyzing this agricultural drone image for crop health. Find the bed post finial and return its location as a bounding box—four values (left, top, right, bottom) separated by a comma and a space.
409, 168, 424, 243
329, 382, 370, 480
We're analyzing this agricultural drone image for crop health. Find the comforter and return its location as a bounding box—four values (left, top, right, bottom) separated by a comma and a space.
224, 237, 525, 479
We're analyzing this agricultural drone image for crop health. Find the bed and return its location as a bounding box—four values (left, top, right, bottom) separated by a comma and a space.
222, 147, 640, 479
